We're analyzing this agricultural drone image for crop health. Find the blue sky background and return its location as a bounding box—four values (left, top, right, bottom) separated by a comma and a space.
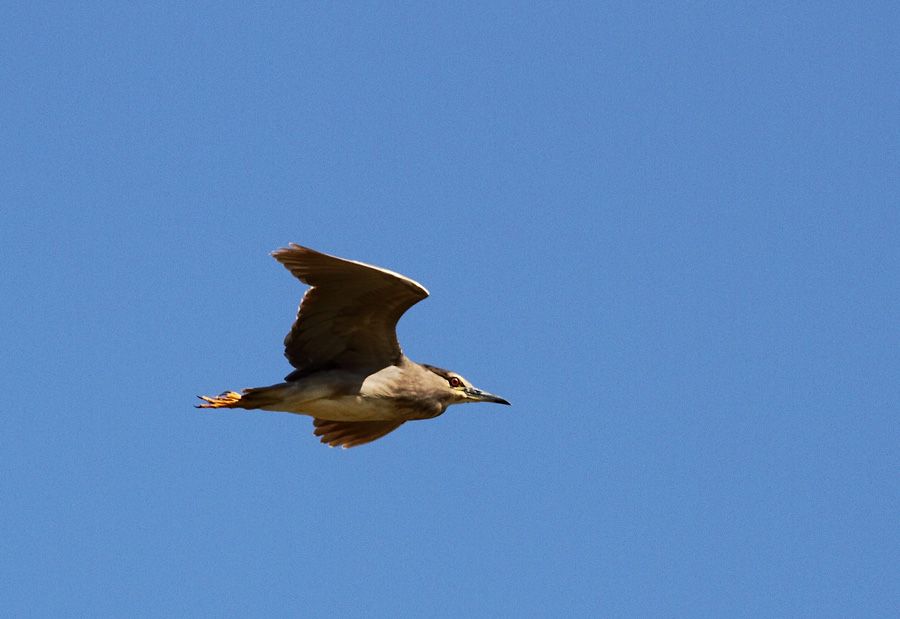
2, 3, 897, 617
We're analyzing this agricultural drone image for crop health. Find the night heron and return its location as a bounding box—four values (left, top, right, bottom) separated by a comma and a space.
197, 243, 509, 447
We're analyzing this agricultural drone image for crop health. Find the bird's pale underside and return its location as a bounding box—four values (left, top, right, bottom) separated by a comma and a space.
197, 244, 509, 448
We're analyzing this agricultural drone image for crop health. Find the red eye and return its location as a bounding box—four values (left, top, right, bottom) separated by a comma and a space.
449, 377, 461, 387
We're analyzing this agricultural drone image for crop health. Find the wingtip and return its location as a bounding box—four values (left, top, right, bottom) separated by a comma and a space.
271, 243, 320, 263
270, 244, 290, 258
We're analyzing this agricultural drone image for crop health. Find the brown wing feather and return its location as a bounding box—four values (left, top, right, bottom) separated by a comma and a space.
312, 418, 406, 448
271, 244, 429, 378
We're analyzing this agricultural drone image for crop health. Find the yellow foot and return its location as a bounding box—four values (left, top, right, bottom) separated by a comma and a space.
196, 391, 242, 409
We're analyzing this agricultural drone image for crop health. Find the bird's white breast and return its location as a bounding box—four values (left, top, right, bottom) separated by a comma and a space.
257, 364, 442, 422
299, 395, 409, 422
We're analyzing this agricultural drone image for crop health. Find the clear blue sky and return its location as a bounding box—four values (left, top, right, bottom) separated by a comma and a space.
2, 3, 897, 617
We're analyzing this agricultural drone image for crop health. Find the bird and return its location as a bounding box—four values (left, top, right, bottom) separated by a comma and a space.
197, 243, 510, 448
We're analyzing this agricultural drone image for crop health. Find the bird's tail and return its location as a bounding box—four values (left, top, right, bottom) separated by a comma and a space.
196, 384, 290, 410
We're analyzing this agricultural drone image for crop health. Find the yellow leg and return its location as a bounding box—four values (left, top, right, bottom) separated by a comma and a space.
196, 391, 243, 408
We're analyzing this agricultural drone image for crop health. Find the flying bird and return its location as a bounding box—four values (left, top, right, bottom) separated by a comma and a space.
197, 244, 509, 447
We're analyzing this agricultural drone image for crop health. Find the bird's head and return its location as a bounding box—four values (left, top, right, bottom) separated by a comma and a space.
422, 364, 510, 407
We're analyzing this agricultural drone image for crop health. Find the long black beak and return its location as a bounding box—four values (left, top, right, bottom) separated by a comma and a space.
465, 387, 510, 406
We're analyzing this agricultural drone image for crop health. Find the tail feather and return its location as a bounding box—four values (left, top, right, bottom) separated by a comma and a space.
196, 384, 289, 410
234, 384, 289, 409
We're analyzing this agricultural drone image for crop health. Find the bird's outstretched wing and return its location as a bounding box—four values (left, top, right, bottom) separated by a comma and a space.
312, 418, 406, 448
271, 243, 429, 379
